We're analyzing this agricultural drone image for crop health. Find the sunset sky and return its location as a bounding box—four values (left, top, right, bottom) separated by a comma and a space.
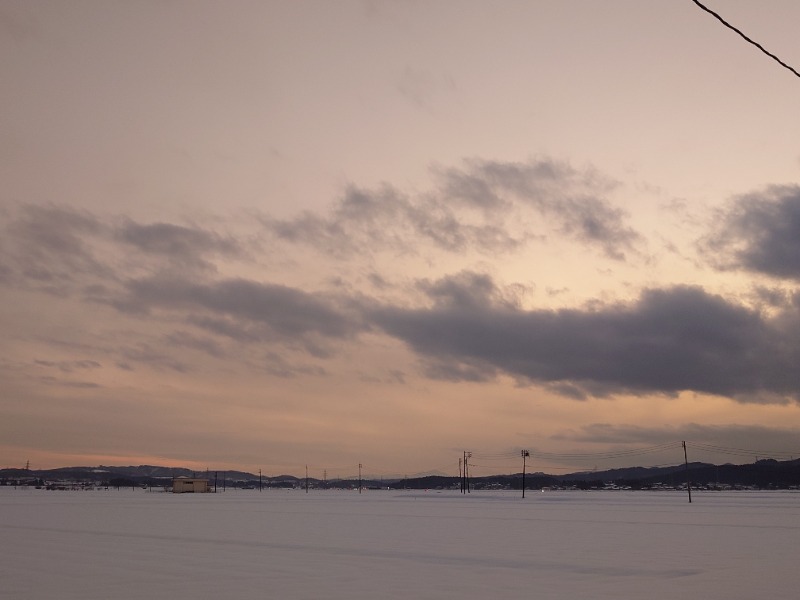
2, 1, 800, 479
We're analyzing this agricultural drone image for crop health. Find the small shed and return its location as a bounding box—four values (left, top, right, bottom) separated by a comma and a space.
172, 476, 210, 493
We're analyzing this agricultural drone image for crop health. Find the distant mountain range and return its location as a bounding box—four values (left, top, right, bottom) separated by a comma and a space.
3, 458, 800, 490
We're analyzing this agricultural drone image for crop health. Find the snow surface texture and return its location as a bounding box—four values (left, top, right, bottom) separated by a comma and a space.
1, 488, 797, 599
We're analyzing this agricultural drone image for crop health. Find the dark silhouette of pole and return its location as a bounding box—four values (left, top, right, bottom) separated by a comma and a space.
305, 465, 309, 493
464, 452, 472, 494
683, 441, 692, 503
521, 450, 530, 498
460, 455, 464, 494
358, 463, 363, 493
259, 468, 262, 492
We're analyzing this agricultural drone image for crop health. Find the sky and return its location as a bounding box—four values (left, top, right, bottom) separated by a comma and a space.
2, 0, 800, 479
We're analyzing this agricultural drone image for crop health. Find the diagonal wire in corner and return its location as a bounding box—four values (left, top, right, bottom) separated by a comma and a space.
691, 0, 800, 79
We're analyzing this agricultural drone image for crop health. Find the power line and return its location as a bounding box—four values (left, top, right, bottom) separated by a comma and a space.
256, 439, 799, 481
691, 0, 800, 79
528, 441, 683, 461
687, 441, 798, 460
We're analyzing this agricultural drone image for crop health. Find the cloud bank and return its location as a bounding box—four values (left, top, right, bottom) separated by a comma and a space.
3, 174, 800, 406
263, 158, 641, 261
371, 275, 800, 402
703, 185, 800, 279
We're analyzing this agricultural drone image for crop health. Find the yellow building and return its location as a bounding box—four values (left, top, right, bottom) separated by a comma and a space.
172, 477, 210, 493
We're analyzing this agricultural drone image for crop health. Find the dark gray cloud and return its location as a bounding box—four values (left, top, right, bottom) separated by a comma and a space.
34, 359, 102, 373
702, 185, 800, 279
119, 275, 365, 350
419, 271, 499, 311
184, 314, 265, 344
749, 285, 793, 309
421, 359, 498, 383
264, 158, 640, 260
260, 350, 328, 379
266, 183, 522, 257
116, 220, 243, 271
417, 270, 524, 311
164, 330, 227, 359
26, 333, 191, 375
38, 377, 102, 389
436, 159, 641, 260
370, 273, 800, 402
0, 203, 364, 366
162, 329, 329, 377
1, 204, 251, 296
554, 423, 800, 458
3, 204, 110, 292
266, 185, 408, 256
118, 342, 190, 373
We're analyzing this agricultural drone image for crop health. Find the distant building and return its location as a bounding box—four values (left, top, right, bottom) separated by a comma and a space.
172, 477, 210, 493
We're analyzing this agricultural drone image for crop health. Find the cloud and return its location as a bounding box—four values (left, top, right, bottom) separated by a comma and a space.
115, 220, 243, 272
0, 203, 365, 370
117, 275, 365, 352
396, 66, 456, 110
0, 204, 253, 297
416, 270, 527, 311
554, 423, 800, 457
30, 358, 104, 389
2, 204, 110, 293
748, 285, 793, 309
38, 377, 102, 389
7, 185, 799, 405
702, 185, 800, 279
259, 351, 328, 379
164, 330, 227, 359
265, 183, 523, 257
117, 342, 190, 373
34, 359, 102, 373
369, 273, 800, 402
263, 157, 641, 260
436, 159, 641, 260
421, 359, 498, 383
265, 185, 411, 256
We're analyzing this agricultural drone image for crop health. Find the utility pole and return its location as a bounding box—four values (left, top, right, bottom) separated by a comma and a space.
683, 441, 692, 503
305, 465, 309, 493
521, 450, 530, 498
464, 452, 472, 494
358, 463, 363, 493
459, 456, 464, 493
462, 452, 467, 494
259, 468, 262, 492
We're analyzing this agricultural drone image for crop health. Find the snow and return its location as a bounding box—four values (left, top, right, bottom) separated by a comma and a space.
1, 487, 798, 599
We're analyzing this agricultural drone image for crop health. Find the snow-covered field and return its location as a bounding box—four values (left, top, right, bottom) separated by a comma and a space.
1, 487, 798, 599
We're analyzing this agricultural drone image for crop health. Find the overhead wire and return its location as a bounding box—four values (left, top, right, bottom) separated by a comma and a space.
687, 441, 799, 460
691, 0, 800, 79
528, 441, 684, 461
273, 441, 799, 479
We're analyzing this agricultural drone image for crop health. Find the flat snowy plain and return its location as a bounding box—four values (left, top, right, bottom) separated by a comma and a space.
1, 487, 798, 599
